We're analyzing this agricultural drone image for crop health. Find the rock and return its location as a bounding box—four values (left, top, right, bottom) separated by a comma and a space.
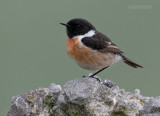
140, 96, 160, 116
7, 94, 31, 116
7, 77, 160, 116
64, 78, 99, 105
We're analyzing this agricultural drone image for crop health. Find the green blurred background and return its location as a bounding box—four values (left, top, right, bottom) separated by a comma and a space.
0, 0, 159, 115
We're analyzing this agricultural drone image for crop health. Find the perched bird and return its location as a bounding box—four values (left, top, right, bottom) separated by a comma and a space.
60, 18, 143, 78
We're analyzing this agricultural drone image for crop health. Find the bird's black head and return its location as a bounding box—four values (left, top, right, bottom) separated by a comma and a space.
60, 18, 96, 38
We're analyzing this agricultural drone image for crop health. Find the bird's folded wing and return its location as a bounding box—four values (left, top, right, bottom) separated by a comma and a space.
81, 32, 124, 53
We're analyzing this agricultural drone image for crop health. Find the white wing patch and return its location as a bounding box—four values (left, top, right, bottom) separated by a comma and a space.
108, 42, 111, 45
108, 45, 118, 49
106, 41, 119, 49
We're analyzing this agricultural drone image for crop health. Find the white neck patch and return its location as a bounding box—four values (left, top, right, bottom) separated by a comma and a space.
72, 30, 95, 40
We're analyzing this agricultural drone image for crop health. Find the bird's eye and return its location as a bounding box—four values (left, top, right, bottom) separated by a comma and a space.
77, 24, 81, 28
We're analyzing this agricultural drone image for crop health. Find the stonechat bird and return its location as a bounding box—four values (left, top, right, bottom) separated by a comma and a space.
60, 18, 143, 78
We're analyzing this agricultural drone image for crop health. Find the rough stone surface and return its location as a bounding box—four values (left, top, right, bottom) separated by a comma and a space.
7, 77, 160, 116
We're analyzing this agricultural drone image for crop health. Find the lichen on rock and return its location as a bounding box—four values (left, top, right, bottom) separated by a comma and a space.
7, 77, 160, 116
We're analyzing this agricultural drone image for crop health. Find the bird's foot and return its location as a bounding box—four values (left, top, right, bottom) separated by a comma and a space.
88, 73, 101, 82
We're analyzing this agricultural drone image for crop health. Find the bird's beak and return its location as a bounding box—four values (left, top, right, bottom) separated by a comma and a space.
60, 22, 71, 28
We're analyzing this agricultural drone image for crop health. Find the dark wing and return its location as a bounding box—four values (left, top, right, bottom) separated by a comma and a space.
81, 32, 124, 53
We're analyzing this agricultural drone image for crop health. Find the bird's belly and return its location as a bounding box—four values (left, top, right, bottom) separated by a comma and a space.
66, 38, 115, 70
75, 52, 115, 70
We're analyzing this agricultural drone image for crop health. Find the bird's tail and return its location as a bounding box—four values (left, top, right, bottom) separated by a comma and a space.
120, 54, 143, 68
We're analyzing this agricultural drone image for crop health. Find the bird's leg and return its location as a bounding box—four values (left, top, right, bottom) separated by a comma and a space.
88, 73, 101, 82
89, 66, 110, 77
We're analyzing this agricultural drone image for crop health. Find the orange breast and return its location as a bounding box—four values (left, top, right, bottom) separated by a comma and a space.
66, 37, 91, 63
66, 37, 114, 65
